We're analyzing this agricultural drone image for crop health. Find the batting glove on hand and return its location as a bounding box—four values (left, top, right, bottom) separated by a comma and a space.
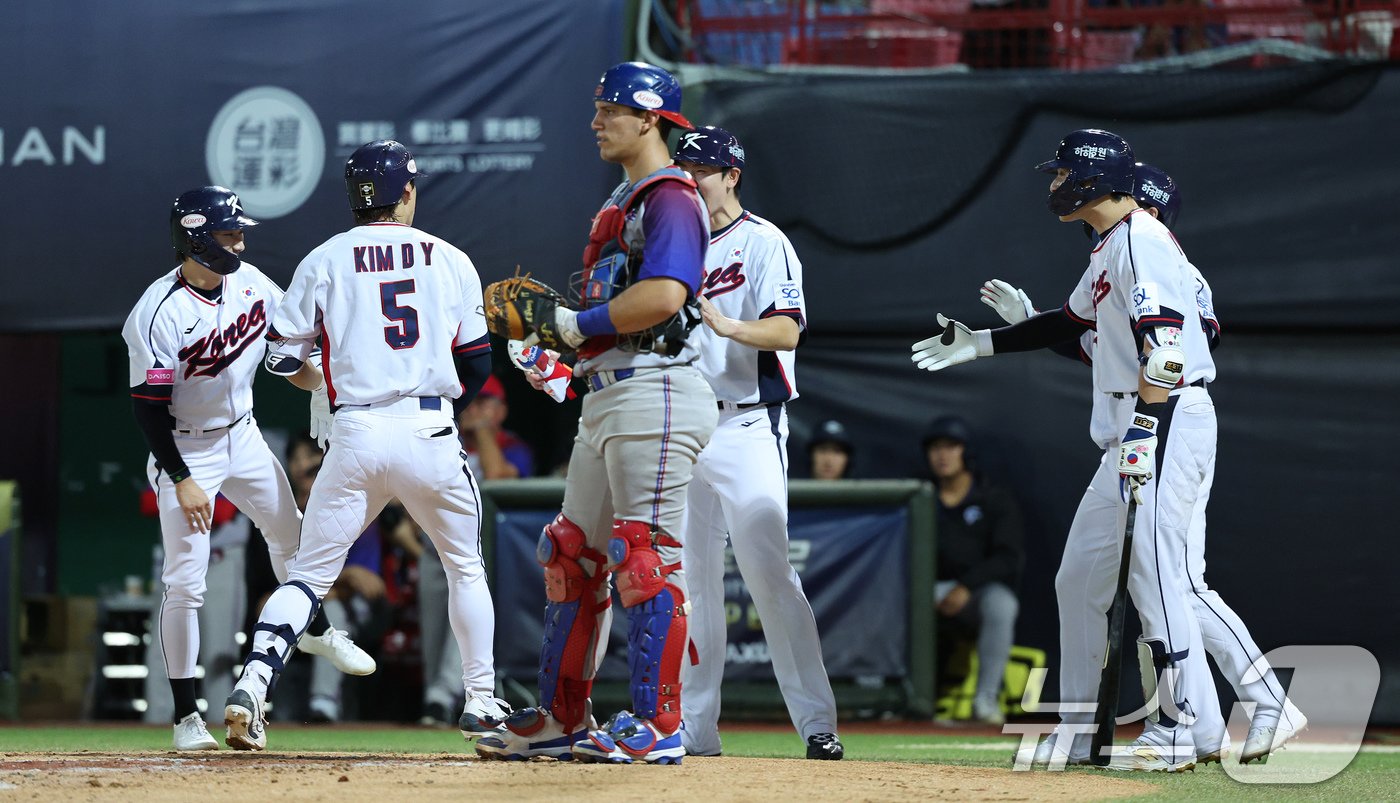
911, 313, 993, 372
1117, 413, 1158, 504
309, 383, 333, 451
980, 279, 1036, 325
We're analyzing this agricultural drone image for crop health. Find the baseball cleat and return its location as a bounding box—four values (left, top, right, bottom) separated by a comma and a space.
572, 711, 685, 765
475, 707, 591, 761
172, 712, 218, 751
223, 687, 267, 751
1012, 733, 1091, 769
459, 690, 512, 741
1241, 706, 1307, 764
1103, 725, 1196, 773
806, 732, 844, 760
298, 628, 376, 676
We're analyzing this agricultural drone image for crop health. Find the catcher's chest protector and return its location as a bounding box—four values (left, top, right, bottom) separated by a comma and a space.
578, 166, 697, 309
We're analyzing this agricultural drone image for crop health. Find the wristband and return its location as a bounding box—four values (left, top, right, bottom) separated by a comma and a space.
576, 305, 618, 337
168, 467, 192, 484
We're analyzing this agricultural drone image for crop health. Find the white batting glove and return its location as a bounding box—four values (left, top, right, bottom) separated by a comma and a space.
910, 313, 993, 372
1117, 412, 1158, 504
980, 279, 1037, 325
309, 383, 333, 451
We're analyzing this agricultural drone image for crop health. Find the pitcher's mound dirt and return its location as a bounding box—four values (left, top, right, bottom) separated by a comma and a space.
0, 751, 1155, 801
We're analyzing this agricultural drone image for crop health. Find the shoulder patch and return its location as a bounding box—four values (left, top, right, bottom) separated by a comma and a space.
1131, 282, 1160, 318
774, 280, 802, 311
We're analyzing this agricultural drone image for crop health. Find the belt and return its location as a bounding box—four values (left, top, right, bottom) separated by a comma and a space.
717, 400, 781, 412
1110, 378, 1206, 400
338, 397, 443, 411
586, 368, 635, 393
175, 413, 247, 436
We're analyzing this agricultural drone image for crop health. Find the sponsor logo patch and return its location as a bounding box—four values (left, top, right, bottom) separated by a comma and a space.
146, 368, 174, 385
1132, 282, 1160, 318
632, 90, 663, 109
775, 280, 802, 311
180, 214, 207, 229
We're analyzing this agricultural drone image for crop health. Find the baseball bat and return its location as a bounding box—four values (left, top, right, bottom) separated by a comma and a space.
1090, 494, 1138, 767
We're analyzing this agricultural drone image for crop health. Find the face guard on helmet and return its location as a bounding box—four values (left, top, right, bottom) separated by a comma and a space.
1133, 162, 1181, 230
673, 125, 745, 169
1035, 129, 1136, 217
169, 186, 258, 275
345, 139, 425, 211
594, 61, 692, 129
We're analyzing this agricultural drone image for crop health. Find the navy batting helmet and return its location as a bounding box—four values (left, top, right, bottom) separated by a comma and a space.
673, 126, 745, 169
594, 61, 692, 129
1133, 162, 1181, 230
1035, 129, 1136, 217
345, 140, 425, 210
169, 186, 257, 275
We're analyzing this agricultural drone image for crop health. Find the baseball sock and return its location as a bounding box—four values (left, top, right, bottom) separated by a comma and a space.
170, 677, 198, 722
309, 605, 331, 637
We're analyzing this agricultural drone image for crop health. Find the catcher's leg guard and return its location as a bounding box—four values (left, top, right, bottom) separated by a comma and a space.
608, 519, 687, 734
536, 514, 609, 732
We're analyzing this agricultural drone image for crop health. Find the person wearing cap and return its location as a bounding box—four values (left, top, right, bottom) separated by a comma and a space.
673, 125, 844, 760
456, 374, 534, 481
923, 416, 1024, 725
478, 62, 715, 765
809, 419, 855, 480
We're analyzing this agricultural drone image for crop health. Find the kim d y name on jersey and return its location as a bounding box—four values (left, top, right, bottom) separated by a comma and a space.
353, 241, 438, 272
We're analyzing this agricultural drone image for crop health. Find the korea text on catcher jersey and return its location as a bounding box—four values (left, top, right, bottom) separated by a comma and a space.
267, 222, 488, 407
1063, 209, 1216, 395
122, 263, 283, 429
693, 211, 807, 404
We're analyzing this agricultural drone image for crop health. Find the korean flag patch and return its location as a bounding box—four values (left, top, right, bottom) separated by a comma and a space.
775, 280, 802, 311
1131, 282, 1160, 318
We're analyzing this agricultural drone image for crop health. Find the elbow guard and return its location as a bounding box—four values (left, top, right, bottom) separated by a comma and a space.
1143, 345, 1185, 389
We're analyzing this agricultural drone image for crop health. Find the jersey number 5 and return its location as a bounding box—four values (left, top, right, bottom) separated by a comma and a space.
380, 279, 420, 349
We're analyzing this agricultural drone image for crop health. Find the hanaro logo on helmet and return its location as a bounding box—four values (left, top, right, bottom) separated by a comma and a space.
1036, 129, 1136, 217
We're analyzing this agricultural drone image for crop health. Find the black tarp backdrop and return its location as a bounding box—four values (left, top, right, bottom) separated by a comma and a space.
697, 65, 1400, 722
0, 0, 626, 330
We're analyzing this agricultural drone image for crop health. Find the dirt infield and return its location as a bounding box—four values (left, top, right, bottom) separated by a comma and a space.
0, 752, 1155, 801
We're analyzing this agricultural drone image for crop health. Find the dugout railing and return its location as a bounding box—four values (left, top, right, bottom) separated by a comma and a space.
478, 477, 939, 720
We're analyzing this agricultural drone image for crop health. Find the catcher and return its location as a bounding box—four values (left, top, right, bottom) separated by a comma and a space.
476, 61, 717, 765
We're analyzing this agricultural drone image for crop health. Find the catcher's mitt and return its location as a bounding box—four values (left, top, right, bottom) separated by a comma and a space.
482, 270, 573, 349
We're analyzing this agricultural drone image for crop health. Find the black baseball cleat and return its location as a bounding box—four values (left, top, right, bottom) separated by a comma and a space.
806, 732, 844, 760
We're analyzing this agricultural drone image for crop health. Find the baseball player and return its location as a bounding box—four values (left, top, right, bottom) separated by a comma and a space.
123, 187, 374, 751
475, 61, 716, 765
223, 140, 508, 750
669, 125, 843, 761
980, 162, 1306, 765
911, 129, 1215, 772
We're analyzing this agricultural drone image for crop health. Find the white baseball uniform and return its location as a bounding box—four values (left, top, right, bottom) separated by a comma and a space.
1052, 209, 1221, 757
241, 221, 498, 698
1073, 264, 1296, 749
681, 211, 838, 754
122, 264, 303, 682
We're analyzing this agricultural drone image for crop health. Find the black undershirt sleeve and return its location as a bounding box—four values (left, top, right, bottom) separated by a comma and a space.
132, 399, 189, 481
989, 309, 1093, 354
454, 346, 494, 402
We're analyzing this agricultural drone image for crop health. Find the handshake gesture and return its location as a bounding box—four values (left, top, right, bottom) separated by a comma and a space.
909, 279, 1030, 372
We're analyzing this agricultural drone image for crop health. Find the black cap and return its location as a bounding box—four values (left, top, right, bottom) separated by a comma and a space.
922, 415, 972, 450
810, 419, 853, 453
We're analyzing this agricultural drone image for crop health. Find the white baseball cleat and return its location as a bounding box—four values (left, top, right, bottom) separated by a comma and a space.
298, 628, 376, 676
1103, 723, 1196, 773
1241, 705, 1308, 764
224, 687, 268, 751
459, 689, 512, 741
173, 712, 218, 751
1012, 732, 1090, 769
